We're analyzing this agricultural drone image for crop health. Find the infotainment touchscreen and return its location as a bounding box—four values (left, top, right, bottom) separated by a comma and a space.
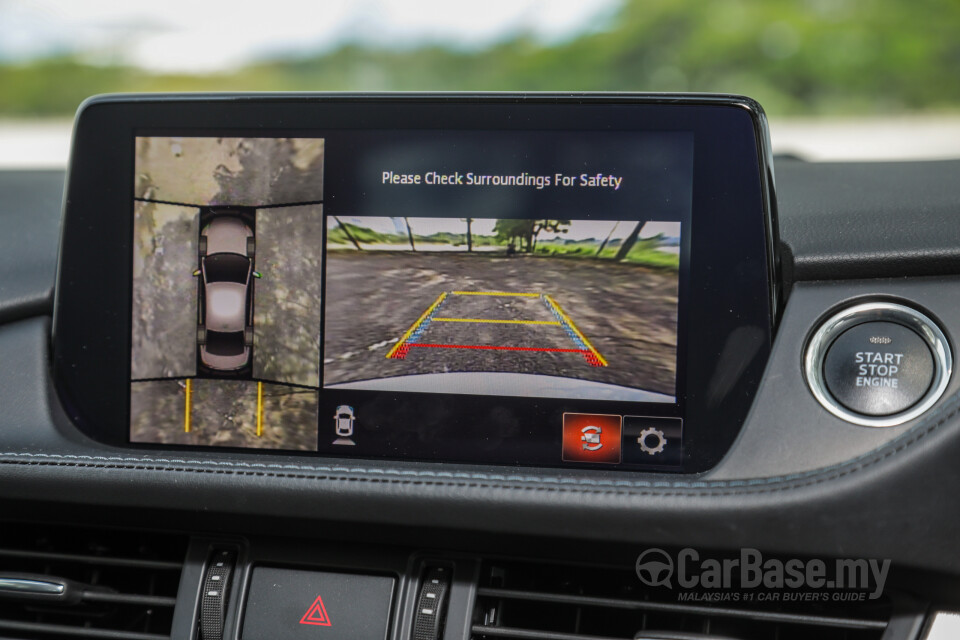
53, 95, 776, 472
128, 131, 689, 461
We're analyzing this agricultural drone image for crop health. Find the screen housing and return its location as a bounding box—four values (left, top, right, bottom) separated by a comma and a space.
52, 93, 779, 473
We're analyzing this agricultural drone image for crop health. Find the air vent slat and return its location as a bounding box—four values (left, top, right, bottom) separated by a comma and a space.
471, 624, 624, 640
80, 592, 178, 607
472, 560, 892, 640
476, 587, 886, 630
0, 524, 186, 640
0, 549, 182, 571
0, 619, 170, 640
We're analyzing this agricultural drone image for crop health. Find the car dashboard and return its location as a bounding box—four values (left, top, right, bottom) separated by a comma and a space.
1, 95, 960, 640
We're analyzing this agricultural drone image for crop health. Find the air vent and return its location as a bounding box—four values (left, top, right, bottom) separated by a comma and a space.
471, 559, 891, 640
0, 524, 187, 640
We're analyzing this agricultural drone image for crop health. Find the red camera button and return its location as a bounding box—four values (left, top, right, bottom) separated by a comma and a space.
562, 413, 622, 464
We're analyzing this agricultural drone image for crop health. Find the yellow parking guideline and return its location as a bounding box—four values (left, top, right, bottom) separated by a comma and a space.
452, 291, 539, 297
386, 291, 448, 359
184, 378, 192, 433
433, 317, 560, 325
543, 294, 608, 367
256, 381, 263, 437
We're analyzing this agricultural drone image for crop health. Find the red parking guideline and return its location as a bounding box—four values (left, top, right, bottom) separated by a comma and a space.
405, 343, 590, 354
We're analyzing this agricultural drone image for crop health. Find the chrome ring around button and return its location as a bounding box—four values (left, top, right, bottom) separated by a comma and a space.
804, 301, 952, 427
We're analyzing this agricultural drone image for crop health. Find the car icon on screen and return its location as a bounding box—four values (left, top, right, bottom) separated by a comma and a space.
195, 213, 259, 372
334, 405, 356, 437
333, 405, 357, 446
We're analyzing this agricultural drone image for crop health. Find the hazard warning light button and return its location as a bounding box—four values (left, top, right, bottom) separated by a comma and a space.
242, 567, 394, 640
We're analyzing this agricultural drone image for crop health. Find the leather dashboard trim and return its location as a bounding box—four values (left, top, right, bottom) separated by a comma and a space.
1, 384, 957, 496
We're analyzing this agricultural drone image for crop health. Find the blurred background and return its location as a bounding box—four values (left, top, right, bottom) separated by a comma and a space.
2, 0, 959, 167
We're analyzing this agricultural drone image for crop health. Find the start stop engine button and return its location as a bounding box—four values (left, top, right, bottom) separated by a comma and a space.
805, 302, 952, 427
823, 321, 933, 416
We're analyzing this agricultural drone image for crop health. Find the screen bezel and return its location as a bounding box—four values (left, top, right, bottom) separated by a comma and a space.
52, 93, 778, 473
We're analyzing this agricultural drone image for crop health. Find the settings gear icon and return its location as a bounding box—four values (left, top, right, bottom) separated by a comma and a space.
638, 427, 667, 455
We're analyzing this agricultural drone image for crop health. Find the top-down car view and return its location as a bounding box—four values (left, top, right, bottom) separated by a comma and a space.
196, 214, 258, 372
3, 2, 960, 640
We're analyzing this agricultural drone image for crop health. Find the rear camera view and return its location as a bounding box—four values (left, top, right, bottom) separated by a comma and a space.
130, 136, 324, 450
324, 216, 680, 402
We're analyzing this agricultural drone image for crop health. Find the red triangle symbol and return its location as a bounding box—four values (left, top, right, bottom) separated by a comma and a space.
299, 595, 332, 627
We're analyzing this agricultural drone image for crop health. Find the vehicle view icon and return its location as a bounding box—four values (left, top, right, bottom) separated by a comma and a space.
333, 405, 357, 445
194, 212, 260, 373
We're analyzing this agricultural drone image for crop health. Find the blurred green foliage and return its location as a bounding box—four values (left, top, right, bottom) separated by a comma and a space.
2, 0, 960, 117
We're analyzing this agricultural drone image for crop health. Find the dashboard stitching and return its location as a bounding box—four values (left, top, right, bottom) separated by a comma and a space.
0, 389, 955, 495
1, 385, 957, 493
0, 452, 933, 495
